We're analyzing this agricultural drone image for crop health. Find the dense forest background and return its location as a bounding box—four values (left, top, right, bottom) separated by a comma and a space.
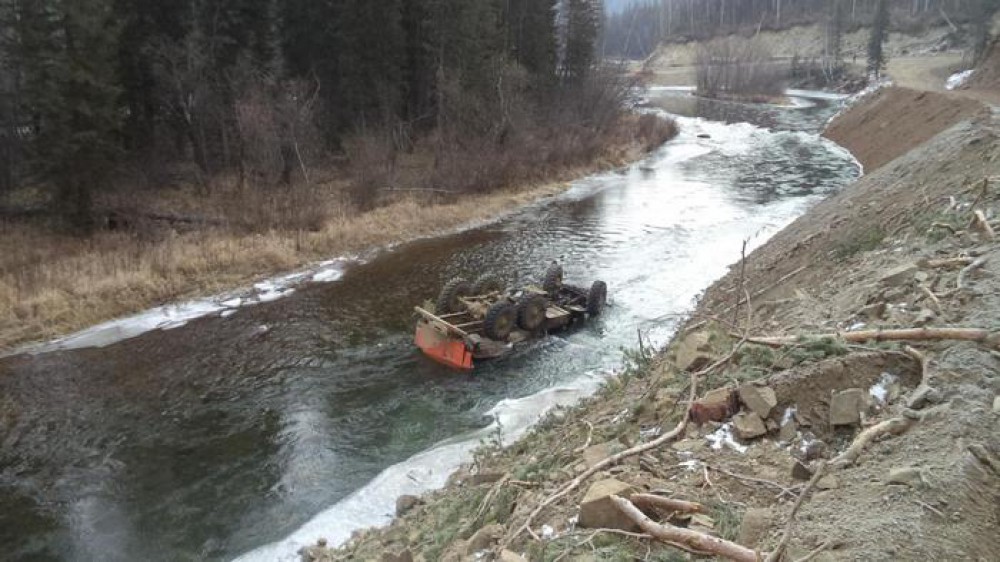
0, 0, 649, 230
604, 0, 999, 59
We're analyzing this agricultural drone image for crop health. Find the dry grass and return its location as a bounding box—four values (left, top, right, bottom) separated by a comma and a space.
0, 115, 671, 352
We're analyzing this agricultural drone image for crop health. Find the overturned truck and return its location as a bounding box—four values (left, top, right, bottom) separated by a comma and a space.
414, 264, 608, 370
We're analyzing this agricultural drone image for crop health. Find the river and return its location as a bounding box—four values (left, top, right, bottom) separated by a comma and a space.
0, 89, 859, 561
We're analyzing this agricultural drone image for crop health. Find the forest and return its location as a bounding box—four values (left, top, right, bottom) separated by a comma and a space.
0, 0, 672, 232
604, 0, 999, 59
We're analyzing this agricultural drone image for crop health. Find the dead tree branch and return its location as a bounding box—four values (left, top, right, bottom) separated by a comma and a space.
830, 418, 915, 468
611, 495, 761, 562
765, 461, 827, 562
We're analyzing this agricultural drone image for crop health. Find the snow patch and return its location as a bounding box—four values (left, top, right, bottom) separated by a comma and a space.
705, 423, 748, 454
869, 372, 898, 405
946, 69, 974, 90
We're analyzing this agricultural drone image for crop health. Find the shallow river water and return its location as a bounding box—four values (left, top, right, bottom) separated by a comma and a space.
0, 90, 859, 561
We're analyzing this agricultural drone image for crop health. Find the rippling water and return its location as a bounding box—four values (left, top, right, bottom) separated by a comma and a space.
0, 90, 859, 561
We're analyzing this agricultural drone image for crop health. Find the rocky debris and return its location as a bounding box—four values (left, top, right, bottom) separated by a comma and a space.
582, 442, 623, 468
779, 417, 798, 442
579, 479, 638, 531
396, 495, 422, 517
498, 550, 526, 562
690, 386, 737, 424
299, 539, 332, 562
739, 384, 778, 418
671, 438, 707, 453
732, 411, 767, 439
738, 508, 775, 548
887, 466, 926, 487
816, 475, 841, 490
906, 384, 943, 410
830, 388, 867, 426
859, 302, 888, 320
792, 460, 814, 481
465, 524, 505, 555
382, 548, 414, 562
676, 331, 715, 372
879, 263, 919, 286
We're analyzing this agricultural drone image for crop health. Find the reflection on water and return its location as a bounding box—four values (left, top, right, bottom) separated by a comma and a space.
0, 92, 858, 561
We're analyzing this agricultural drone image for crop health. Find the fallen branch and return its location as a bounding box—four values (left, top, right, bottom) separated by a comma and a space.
747, 327, 998, 349
830, 417, 915, 468
765, 462, 827, 562
793, 541, 834, 562
903, 346, 930, 385
611, 495, 760, 562
957, 257, 988, 290
972, 210, 996, 240
630, 493, 704, 514
918, 286, 942, 314
573, 421, 595, 454
918, 256, 974, 269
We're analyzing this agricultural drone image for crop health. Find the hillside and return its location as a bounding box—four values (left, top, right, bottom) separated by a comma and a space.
318, 88, 1000, 561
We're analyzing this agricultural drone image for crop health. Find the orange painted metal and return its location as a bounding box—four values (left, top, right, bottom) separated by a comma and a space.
414, 320, 473, 370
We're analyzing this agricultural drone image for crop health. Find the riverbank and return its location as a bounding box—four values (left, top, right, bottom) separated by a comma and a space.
323, 87, 1000, 561
0, 114, 676, 354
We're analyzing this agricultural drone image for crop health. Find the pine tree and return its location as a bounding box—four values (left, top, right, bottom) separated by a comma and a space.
562, 0, 600, 82
867, 0, 889, 80
17, 0, 123, 229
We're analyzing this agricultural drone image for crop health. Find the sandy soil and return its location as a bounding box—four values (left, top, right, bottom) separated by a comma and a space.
319, 80, 1000, 561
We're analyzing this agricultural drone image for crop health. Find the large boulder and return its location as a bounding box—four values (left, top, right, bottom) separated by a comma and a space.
738, 384, 777, 418
732, 412, 767, 440
578, 479, 638, 531
829, 388, 867, 426
676, 331, 716, 372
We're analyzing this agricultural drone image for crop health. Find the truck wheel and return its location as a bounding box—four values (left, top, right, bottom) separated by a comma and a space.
587, 280, 607, 316
517, 296, 547, 331
472, 274, 505, 296
436, 278, 472, 314
483, 302, 517, 341
542, 263, 563, 294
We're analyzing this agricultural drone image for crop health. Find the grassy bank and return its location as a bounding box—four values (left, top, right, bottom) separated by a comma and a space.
0, 114, 676, 352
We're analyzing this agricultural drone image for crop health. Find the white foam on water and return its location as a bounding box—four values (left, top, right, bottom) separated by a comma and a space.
234, 373, 607, 561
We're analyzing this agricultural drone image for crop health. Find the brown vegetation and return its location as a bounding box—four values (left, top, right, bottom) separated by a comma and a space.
0, 113, 677, 352
695, 37, 788, 101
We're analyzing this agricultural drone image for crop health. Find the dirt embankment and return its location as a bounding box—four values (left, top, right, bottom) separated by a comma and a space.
967, 39, 1000, 90
319, 87, 1000, 561
824, 87, 987, 171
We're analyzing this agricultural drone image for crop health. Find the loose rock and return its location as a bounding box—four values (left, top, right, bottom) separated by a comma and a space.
879, 263, 918, 286
582, 442, 622, 468
887, 466, 926, 487
499, 550, 526, 562
816, 475, 841, 490
676, 331, 716, 372
738, 508, 774, 548
465, 524, 505, 554
579, 479, 638, 531
732, 412, 767, 439
739, 384, 778, 418
396, 495, 422, 517
906, 384, 943, 410
792, 460, 814, 481
830, 388, 867, 426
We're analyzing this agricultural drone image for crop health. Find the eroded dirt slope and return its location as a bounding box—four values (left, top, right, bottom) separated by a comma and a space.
824, 87, 987, 172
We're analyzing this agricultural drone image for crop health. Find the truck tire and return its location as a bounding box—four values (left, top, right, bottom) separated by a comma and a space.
472, 274, 505, 296
517, 295, 547, 331
483, 302, 517, 341
587, 280, 607, 316
436, 278, 472, 314
542, 264, 563, 294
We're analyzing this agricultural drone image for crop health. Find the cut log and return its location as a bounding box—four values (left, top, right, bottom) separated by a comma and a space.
611, 496, 760, 562
630, 493, 704, 514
